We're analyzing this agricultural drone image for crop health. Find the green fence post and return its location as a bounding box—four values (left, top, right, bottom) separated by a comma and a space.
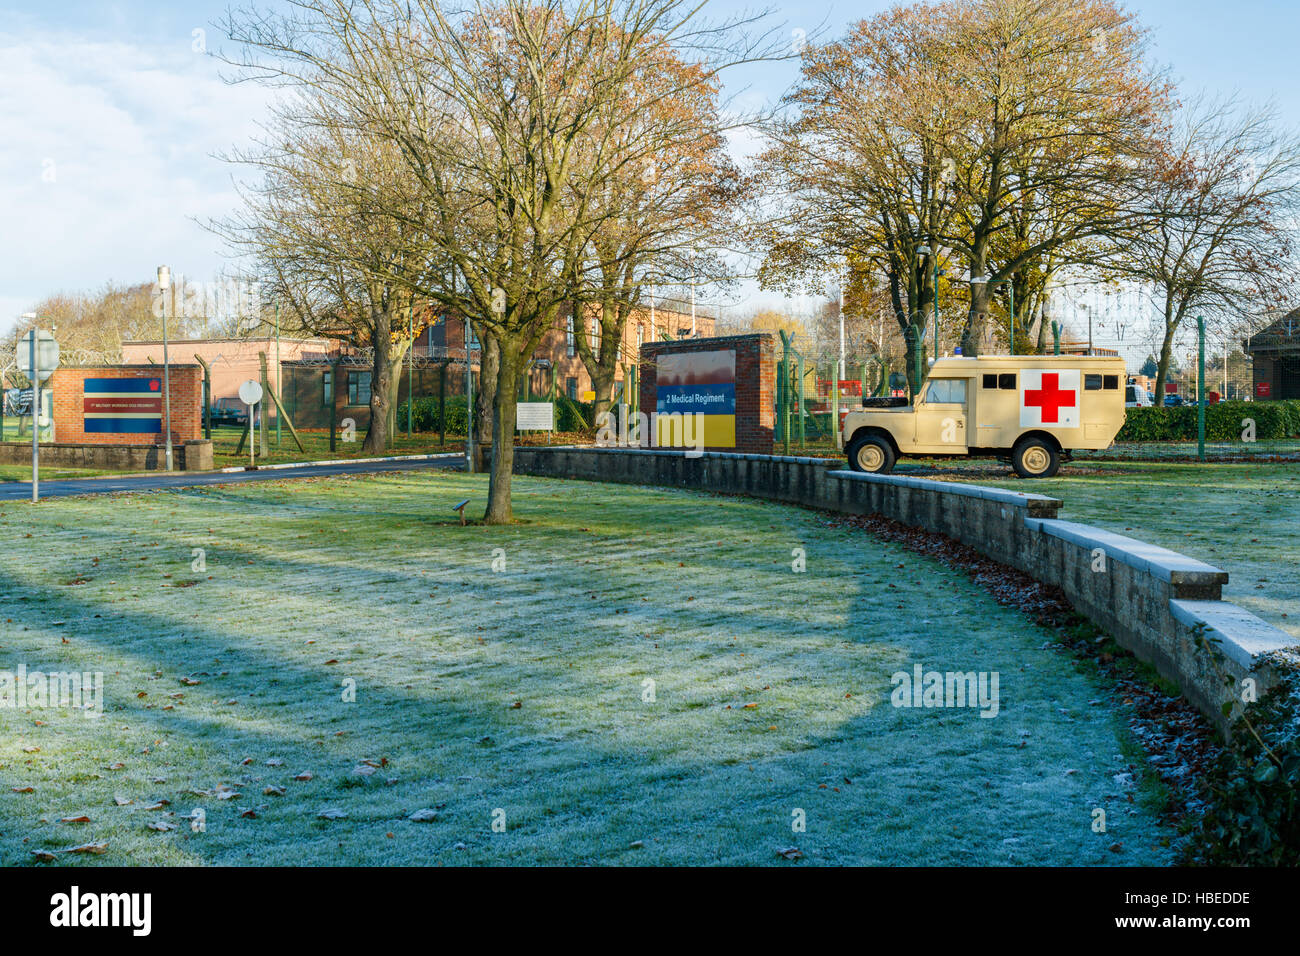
1197, 315, 1206, 462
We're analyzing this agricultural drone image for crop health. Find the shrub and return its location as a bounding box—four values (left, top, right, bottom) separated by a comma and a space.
395, 394, 595, 435
1117, 400, 1300, 442
1190, 658, 1300, 865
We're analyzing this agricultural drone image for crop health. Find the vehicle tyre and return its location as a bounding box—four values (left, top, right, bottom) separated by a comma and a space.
847, 433, 896, 474
1011, 437, 1059, 478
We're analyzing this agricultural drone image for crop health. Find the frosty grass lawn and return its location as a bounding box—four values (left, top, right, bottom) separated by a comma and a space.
973, 460, 1300, 642
1, 471, 1177, 866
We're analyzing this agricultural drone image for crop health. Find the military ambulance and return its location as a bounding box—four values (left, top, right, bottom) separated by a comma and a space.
841, 355, 1127, 478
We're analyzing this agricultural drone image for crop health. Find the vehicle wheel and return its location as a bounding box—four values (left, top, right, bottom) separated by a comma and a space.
847, 434, 896, 474
1012, 438, 1059, 478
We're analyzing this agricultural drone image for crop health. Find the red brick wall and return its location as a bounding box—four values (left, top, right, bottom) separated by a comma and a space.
50, 365, 203, 446
639, 334, 774, 454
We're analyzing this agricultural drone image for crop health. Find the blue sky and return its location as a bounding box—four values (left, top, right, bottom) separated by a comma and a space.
3, 0, 1298, 342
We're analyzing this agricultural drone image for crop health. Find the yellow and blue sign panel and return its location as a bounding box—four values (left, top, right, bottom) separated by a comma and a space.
655, 350, 736, 448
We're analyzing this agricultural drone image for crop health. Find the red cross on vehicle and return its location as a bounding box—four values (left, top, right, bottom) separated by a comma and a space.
1023, 372, 1076, 424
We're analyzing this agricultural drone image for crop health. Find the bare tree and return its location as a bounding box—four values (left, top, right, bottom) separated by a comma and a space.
223, 0, 781, 522
1109, 99, 1300, 399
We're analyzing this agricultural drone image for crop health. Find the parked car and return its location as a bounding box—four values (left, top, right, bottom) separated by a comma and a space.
1125, 384, 1154, 408
210, 397, 249, 427
1163, 394, 1184, 407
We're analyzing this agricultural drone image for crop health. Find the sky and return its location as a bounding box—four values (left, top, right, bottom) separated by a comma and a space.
3, 0, 1299, 359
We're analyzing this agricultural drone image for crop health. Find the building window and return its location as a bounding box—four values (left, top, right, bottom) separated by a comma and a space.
590, 319, 601, 361
566, 377, 578, 400
566, 315, 575, 357
348, 370, 372, 406
322, 370, 333, 407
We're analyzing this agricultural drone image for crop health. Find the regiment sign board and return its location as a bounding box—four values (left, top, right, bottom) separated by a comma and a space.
83, 377, 164, 434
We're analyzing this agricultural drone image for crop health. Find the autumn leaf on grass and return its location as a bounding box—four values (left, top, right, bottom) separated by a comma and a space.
776, 847, 804, 861
408, 808, 439, 823
180, 678, 201, 686
60, 815, 91, 824
146, 821, 177, 832
11, 786, 34, 794
265, 758, 284, 767
65, 842, 109, 855
317, 808, 348, 820
112, 796, 132, 806
142, 800, 170, 811
213, 785, 240, 801
293, 771, 313, 782
30, 850, 57, 863
263, 785, 286, 797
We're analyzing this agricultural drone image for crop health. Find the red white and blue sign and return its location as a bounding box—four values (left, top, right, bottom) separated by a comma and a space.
83, 378, 163, 433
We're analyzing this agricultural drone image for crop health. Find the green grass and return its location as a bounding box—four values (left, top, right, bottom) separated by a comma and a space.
962, 460, 1300, 641
0, 465, 110, 482
0, 472, 1177, 865
207, 425, 579, 469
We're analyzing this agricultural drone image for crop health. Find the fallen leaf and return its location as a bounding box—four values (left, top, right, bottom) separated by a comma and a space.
317, 808, 347, 820
30, 850, 57, 862
65, 842, 109, 855
60, 815, 91, 824
11, 786, 34, 794
294, 771, 313, 782
408, 808, 440, 822
264, 785, 286, 796
776, 847, 804, 861
146, 821, 177, 832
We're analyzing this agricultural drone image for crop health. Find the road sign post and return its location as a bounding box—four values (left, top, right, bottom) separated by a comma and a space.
17, 329, 59, 503
239, 380, 264, 469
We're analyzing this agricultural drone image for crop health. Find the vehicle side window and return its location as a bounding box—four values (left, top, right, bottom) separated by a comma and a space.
998, 373, 1016, 389
1103, 375, 1119, 390
1084, 373, 1103, 390
982, 374, 997, 389
924, 378, 967, 405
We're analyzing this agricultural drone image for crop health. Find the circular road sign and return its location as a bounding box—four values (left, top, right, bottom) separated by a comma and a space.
238, 380, 264, 406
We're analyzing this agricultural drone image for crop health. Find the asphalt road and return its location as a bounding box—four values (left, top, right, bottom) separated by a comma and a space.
0, 455, 465, 501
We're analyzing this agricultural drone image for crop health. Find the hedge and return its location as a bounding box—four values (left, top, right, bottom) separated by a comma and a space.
396, 395, 595, 435
1116, 400, 1300, 442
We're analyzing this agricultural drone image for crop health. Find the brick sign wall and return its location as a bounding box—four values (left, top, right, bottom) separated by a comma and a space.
639, 334, 774, 454
50, 365, 203, 446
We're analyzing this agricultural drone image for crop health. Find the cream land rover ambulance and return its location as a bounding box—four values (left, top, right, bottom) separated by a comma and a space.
841, 355, 1128, 478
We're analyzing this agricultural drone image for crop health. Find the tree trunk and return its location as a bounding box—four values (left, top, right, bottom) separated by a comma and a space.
962, 279, 993, 358
385, 339, 411, 441
484, 341, 520, 525
475, 330, 499, 449
1153, 328, 1175, 405
363, 314, 394, 454
590, 360, 617, 427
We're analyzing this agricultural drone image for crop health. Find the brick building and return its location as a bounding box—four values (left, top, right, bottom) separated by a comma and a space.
1245, 308, 1300, 400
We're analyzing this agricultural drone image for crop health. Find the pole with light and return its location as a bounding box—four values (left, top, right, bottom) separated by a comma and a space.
155, 266, 175, 471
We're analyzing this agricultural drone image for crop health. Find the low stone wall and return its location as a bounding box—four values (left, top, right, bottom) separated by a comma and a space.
0, 439, 213, 472
512, 446, 1299, 734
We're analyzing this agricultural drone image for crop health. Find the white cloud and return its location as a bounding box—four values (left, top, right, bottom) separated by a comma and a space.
0, 29, 270, 335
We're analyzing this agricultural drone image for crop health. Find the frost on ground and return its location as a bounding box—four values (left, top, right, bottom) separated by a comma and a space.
0, 473, 1177, 865
971, 460, 1300, 641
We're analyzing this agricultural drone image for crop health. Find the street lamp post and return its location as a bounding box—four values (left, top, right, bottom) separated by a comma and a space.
21, 313, 38, 501
156, 266, 175, 472
916, 246, 940, 360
